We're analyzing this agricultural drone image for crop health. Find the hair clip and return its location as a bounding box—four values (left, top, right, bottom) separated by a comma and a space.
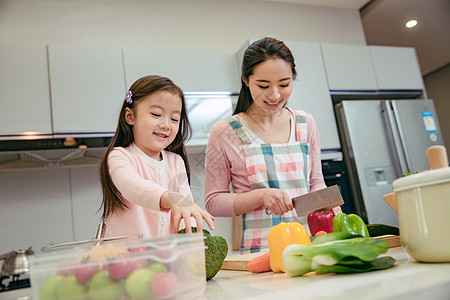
124, 91, 133, 104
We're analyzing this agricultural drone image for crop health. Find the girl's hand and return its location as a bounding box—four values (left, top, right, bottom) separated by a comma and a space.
260, 188, 293, 215
161, 191, 215, 233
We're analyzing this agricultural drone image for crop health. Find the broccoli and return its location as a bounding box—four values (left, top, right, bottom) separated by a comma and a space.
178, 227, 228, 280
402, 171, 418, 177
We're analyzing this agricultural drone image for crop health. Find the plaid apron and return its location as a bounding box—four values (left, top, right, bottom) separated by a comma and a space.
226, 108, 311, 253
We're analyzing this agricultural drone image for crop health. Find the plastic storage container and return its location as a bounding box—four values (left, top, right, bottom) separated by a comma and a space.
29, 233, 206, 300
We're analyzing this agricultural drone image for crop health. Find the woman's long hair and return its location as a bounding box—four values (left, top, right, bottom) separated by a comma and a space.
234, 37, 297, 114
99, 75, 192, 220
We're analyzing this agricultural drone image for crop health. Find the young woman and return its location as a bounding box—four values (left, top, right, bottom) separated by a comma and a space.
205, 37, 341, 252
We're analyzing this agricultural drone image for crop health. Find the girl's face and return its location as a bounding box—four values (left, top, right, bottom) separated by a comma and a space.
244, 58, 293, 114
125, 90, 182, 160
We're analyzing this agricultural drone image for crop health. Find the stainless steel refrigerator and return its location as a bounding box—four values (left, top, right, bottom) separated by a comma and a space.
335, 99, 446, 227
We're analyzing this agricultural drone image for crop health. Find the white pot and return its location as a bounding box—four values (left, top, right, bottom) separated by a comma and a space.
393, 167, 450, 262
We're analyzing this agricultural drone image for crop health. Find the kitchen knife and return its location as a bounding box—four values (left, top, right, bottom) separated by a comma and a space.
292, 185, 344, 217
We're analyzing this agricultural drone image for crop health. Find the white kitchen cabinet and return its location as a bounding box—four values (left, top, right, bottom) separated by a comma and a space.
285, 41, 341, 150
0, 43, 52, 136
321, 43, 425, 92
123, 48, 240, 92
236, 40, 341, 150
235, 40, 249, 74
321, 43, 378, 91
48, 45, 126, 134
369, 46, 424, 90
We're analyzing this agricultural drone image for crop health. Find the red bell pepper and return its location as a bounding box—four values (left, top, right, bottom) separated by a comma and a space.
307, 211, 334, 236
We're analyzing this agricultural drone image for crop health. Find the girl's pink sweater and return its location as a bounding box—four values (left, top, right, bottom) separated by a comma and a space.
106, 143, 194, 238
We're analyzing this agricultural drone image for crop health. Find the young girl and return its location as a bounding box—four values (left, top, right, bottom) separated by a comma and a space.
99, 75, 215, 238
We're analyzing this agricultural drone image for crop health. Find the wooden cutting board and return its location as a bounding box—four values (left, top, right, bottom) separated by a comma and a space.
221, 235, 401, 271
374, 234, 401, 248
222, 251, 268, 271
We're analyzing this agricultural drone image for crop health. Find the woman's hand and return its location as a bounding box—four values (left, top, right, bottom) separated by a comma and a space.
260, 188, 293, 215
332, 206, 343, 216
161, 191, 215, 234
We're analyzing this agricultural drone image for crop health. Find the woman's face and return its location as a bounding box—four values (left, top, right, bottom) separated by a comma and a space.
244, 58, 293, 114
125, 90, 182, 160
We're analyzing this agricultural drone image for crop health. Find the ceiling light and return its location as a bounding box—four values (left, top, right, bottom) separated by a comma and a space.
406, 20, 418, 28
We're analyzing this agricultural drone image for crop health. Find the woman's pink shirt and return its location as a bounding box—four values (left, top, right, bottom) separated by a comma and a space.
204, 111, 326, 217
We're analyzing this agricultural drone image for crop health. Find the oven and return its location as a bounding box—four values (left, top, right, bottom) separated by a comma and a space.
321, 159, 356, 214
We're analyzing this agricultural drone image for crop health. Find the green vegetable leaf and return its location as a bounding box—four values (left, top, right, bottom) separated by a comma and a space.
283, 254, 313, 276
315, 256, 396, 274
336, 256, 367, 266
283, 238, 391, 277
302, 238, 389, 263
311, 232, 361, 245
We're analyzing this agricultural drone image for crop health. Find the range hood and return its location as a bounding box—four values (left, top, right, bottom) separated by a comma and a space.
0, 135, 112, 169
0, 92, 238, 169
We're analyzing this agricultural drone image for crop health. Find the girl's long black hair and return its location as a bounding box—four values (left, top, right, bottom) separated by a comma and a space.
99, 75, 192, 220
234, 37, 297, 114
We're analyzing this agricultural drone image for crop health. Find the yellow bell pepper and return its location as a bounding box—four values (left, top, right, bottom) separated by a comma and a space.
268, 222, 311, 272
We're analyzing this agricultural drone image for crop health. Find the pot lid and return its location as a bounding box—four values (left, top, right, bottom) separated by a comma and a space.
393, 167, 450, 192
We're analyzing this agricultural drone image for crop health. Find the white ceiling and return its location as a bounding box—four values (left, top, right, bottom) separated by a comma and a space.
254, 0, 450, 76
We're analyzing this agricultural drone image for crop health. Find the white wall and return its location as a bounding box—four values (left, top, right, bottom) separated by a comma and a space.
0, 166, 103, 254
0, 0, 367, 253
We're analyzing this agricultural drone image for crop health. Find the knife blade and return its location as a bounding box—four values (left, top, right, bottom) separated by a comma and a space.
292, 185, 344, 217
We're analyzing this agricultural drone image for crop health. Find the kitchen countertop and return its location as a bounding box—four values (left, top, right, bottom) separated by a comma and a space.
203, 247, 450, 300
2, 247, 449, 300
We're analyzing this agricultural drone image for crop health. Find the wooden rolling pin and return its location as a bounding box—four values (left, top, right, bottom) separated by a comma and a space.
383, 145, 448, 213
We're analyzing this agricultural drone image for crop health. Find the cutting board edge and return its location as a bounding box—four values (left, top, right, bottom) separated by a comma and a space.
221, 251, 269, 271
374, 234, 401, 248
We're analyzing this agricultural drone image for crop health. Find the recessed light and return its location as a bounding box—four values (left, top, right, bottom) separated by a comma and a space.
406, 20, 418, 28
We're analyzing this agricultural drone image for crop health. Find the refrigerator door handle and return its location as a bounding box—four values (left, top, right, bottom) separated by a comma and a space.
391, 101, 414, 172
381, 101, 409, 177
